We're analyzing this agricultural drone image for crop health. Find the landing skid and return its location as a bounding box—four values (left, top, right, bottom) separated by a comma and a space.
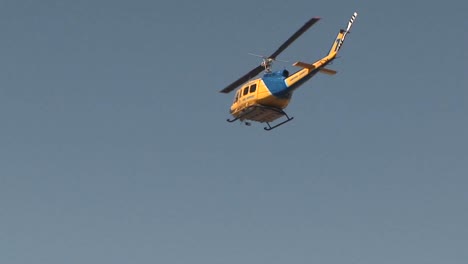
226, 117, 240, 123
264, 112, 294, 131
226, 108, 256, 123
226, 105, 294, 131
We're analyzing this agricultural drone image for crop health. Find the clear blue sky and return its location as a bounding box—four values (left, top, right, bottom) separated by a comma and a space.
1, 0, 466, 263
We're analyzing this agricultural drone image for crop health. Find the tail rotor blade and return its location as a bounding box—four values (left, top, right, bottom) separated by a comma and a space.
345, 12, 358, 32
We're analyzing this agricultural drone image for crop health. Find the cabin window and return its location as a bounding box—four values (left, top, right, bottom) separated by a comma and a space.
234, 91, 239, 102
243, 87, 249, 96
249, 84, 257, 93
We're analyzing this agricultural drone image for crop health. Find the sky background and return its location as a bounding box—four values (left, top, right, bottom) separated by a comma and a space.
0, 0, 467, 263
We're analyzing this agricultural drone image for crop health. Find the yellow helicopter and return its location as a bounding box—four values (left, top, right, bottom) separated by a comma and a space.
220, 12, 358, 131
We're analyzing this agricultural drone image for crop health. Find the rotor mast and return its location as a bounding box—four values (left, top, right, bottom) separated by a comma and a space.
219, 17, 320, 93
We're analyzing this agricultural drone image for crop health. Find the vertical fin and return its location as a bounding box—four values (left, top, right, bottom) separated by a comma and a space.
328, 12, 358, 56
285, 12, 358, 88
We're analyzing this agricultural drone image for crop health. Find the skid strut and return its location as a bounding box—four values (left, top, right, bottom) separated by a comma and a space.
226, 107, 257, 123
226, 117, 238, 123
226, 105, 294, 131
264, 111, 294, 131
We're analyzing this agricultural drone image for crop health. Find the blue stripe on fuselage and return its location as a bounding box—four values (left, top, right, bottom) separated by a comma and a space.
262, 71, 290, 98
262, 63, 331, 98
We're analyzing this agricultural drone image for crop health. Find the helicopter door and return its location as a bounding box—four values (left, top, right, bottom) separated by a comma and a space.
248, 84, 257, 104
249, 83, 257, 95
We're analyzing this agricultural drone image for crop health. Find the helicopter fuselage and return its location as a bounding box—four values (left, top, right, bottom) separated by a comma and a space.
229, 57, 331, 123
222, 12, 358, 130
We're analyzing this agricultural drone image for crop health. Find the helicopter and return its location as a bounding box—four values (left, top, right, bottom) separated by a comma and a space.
220, 12, 358, 131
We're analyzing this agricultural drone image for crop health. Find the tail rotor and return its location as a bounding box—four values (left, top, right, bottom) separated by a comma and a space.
337, 12, 358, 51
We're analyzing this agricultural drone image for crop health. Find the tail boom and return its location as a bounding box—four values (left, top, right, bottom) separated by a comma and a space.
285, 12, 358, 89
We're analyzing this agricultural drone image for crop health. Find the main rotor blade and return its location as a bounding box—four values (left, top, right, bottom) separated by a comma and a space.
219, 17, 319, 94
269, 17, 320, 59
219, 65, 264, 93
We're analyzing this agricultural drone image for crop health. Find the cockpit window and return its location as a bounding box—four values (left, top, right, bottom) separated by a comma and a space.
249, 84, 257, 93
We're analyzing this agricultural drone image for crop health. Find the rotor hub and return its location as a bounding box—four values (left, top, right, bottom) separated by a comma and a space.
261, 58, 274, 72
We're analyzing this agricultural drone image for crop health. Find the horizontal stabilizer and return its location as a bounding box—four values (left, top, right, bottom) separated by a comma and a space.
293, 61, 337, 75
319, 68, 337, 75
293, 61, 315, 69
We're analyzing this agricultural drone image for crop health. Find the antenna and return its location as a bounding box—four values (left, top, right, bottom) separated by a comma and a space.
248, 53, 289, 72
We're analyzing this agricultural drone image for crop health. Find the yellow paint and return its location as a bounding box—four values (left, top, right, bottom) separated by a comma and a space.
230, 79, 290, 119
229, 48, 338, 119
227, 20, 353, 124
286, 29, 346, 87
